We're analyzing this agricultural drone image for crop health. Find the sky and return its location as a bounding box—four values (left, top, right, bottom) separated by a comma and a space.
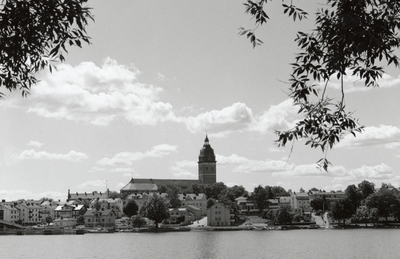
1, 0, 400, 201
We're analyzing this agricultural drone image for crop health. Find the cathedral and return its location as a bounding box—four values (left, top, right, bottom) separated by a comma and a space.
120, 135, 217, 194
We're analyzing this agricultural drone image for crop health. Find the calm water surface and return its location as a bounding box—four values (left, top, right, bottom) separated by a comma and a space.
1, 229, 399, 259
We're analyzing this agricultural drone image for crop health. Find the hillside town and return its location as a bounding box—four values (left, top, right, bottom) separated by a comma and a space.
1, 136, 400, 234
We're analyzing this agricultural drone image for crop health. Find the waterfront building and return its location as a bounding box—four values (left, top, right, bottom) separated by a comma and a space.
90, 198, 123, 218
83, 208, 117, 227
120, 135, 217, 194
54, 204, 76, 219
0, 204, 20, 224
16, 202, 42, 225
179, 193, 207, 215
207, 202, 233, 226
289, 190, 312, 217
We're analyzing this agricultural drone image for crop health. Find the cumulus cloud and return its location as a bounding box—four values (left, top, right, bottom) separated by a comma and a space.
27, 141, 44, 148
184, 102, 254, 134
250, 99, 300, 133
320, 70, 400, 92
171, 159, 197, 178
183, 99, 299, 136
79, 180, 107, 188
5, 58, 178, 126
97, 144, 178, 166
337, 125, 400, 149
217, 154, 294, 173
17, 149, 88, 162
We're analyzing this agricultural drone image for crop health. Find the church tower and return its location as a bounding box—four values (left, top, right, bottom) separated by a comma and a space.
198, 135, 217, 184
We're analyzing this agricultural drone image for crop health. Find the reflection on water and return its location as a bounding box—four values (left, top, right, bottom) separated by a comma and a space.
2, 229, 400, 259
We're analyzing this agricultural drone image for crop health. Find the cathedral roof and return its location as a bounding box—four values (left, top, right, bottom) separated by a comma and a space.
199, 135, 216, 162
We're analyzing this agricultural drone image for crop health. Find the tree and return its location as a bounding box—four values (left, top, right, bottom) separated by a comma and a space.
139, 194, 170, 228
77, 215, 85, 225
330, 198, 355, 225
93, 198, 101, 211
358, 180, 376, 200
108, 191, 121, 199
275, 205, 294, 225
207, 198, 216, 209
0, 0, 93, 97
166, 186, 181, 209
45, 216, 53, 225
123, 199, 139, 218
131, 215, 146, 229
271, 186, 289, 197
224, 185, 248, 202
241, 1, 400, 170
365, 184, 400, 222
345, 184, 363, 213
251, 185, 269, 212
310, 197, 329, 213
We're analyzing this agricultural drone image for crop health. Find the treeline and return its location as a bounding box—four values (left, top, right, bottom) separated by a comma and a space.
314, 181, 400, 225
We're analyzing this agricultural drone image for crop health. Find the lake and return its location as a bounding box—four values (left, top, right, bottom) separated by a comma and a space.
1, 228, 399, 259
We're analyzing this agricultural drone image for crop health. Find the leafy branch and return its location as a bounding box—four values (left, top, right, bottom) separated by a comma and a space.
241, 0, 400, 170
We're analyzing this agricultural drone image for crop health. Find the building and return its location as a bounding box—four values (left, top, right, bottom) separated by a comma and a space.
0, 204, 20, 224
289, 190, 312, 217
308, 190, 346, 202
207, 202, 233, 226
67, 190, 108, 202
179, 193, 207, 215
83, 209, 117, 228
120, 135, 217, 194
16, 202, 42, 225
90, 198, 123, 218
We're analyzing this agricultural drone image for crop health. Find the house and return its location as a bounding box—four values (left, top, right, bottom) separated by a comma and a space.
73, 205, 87, 219
68, 190, 108, 202
308, 190, 346, 202
0, 204, 20, 224
207, 202, 232, 226
179, 193, 207, 215
16, 202, 42, 225
90, 198, 123, 218
126, 192, 168, 212
39, 200, 59, 220
83, 209, 117, 228
186, 205, 202, 221
289, 190, 312, 217
167, 208, 192, 225
54, 204, 76, 219
235, 196, 257, 214
53, 217, 77, 228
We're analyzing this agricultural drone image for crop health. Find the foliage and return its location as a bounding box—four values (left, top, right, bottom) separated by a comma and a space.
365, 184, 400, 222
262, 209, 276, 220
207, 198, 216, 209
45, 216, 53, 225
358, 180, 376, 200
270, 186, 289, 197
0, 0, 93, 97
310, 197, 329, 212
76, 215, 84, 225
345, 184, 363, 213
250, 185, 270, 212
108, 191, 121, 199
139, 194, 170, 228
224, 185, 248, 201
93, 198, 101, 211
166, 186, 182, 208
131, 215, 146, 229
123, 199, 138, 218
241, 0, 400, 170
275, 205, 294, 224
329, 198, 354, 225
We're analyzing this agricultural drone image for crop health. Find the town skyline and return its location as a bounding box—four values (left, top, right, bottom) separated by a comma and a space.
1, 0, 400, 201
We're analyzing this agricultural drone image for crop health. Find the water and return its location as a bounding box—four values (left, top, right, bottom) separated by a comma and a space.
1, 229, 399, 259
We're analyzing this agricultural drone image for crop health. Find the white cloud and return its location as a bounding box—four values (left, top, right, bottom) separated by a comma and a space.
184, 102, 254, 134
321, 70, 400, 92
79, 180, 107, 188
5, 58, 179, 126
27, 141, 44, 148
0, 189, 66, 202
250, 99, 300, 133
337, 125, 400, 149
17, 149, 88, 162
217, 154, 294, 173
97, 144, 178, 166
